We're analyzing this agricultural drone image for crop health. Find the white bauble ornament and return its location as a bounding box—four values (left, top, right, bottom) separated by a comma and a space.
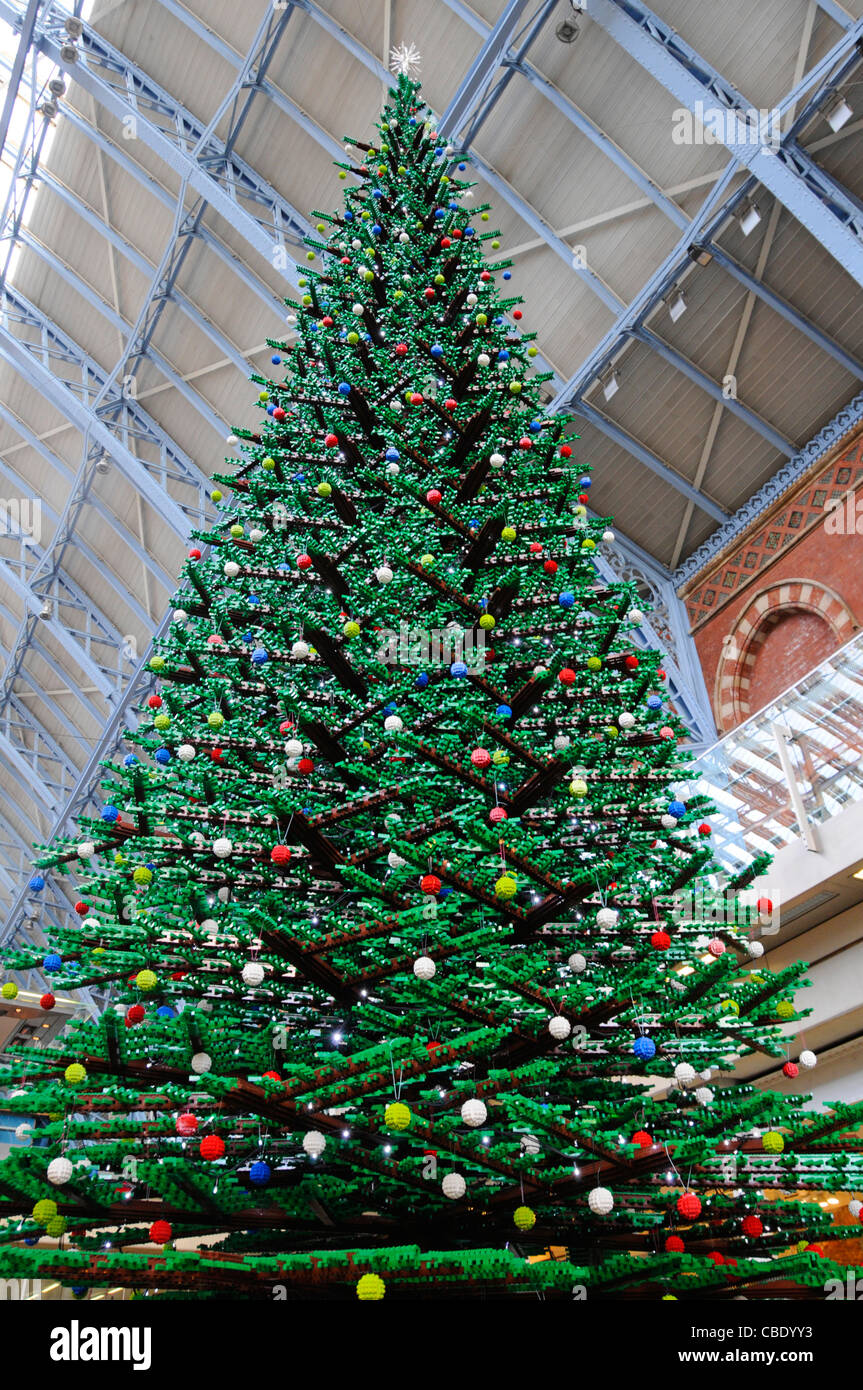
549, 1015, 571, 1040
398, 231, 409, 244
217, 887, 230, 902
489, 452, 505, 469
442, 1172, 466, 1200
200, 918, 218, 937
387, 851, 405, 870
213, 837, 233, 858
661, 814, 678, 830
850, 1199, 862, 1218
799, 1049, 817, 1069
173, 608, 188, 623
413, 956, 435, 980
602, 530, 615, 543
47, 1156, 73, 1186
461, 1099, 487, 1128
197, 1000, 213, 1014
178, 744, 195, 762
375, 565, 394, 584
568, 952, 587, 973
285, 738, 303, 758
695, 1087, 714, 1106
291, 640, 310, 660
747, 940, 765, 958
191, 1052, 212, 1074
553, 735, 571, 751
520, 1133, 540, 1156
249, 529, 264, 544
351, 302, 365, 317
674, 1062, 696, 1087
596, 907, 618, 929
477, 353, 490, 367
628, 607, 644, 624
82, 917, 100, 931
588, 1187, 614, 1215
242, 961, 264, 987
14, 1123, 31, 1140
386, 461, 400, 475
303, 1131, 326, 1158
223, 561, 240, 578
384, 715, 403, 732
466, 293, 478, 305
78, 841, 95, 859
113, 1004, 127, 1018
226, 434, 238, 445
619, 712, 635, 729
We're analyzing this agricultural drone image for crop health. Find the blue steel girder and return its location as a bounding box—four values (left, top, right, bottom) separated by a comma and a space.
587, 0, 863, 288
438, 0, 548, 141
0, 0, 312, 288
437, 0, 689, 230
0, 285, 208, 538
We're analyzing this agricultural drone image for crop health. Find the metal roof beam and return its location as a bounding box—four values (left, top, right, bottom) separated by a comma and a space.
588, 0, 863, 288
438, 0, 540, 140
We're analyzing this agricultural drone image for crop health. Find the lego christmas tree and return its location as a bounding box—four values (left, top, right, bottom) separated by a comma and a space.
1, 75, 862, 1300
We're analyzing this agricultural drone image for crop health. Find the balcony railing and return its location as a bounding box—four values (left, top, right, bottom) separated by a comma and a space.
691, 629, 863, 871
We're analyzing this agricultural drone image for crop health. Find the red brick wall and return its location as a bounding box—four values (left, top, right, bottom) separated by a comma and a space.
681, 425, 863, 733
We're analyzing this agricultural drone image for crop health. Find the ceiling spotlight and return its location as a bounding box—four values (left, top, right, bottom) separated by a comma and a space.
59, 43, 79, 63
688, 245, 713, 267
95, 454, 110, 473
39, 602, 52, 618
64, 16, 84, 38
39, 99, 58, 119
738, 201, 761, 235
824, 94, 853, 132
556, 4, 581, 44
667, 289, 687, 322
48, 77, 66, 98
601, 370, 619, 401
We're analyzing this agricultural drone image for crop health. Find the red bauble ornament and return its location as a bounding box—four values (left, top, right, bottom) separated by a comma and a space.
529, 542, 542, 553
657, 668, 666, 679
451, 229, 462, 238
742, 1214, 763, 1237
426, 489, 442, 504
706, 1250, 724, 1265
677, 1192, 702, 1220
578, 493, 589, 504
440, 236, 451, 248
149, 1220, 172, 1244
651, 930, 671, 950
321, 315, 334, 327
210, 748, 223, 762
782, 1061, 799, 1078
757, 897, 773, 915
632, 1129, 653, 1148
297, 757, 314, 775
395, 343, 408, 356
74, 902, 89, 916
480, 271, 491, 282
200, 1135, 225, 1161
324, 432, 339, 448
624, 655, 639, 669
707, 938, 725, 957
519, 436, 531, 450
410, 392, 423, 405
424, 288, 435, 300
698, 822, 712, 836
147, 695, 162, 710
560, 445, 572, 458
444, 398, 457, 411
297, 554, 312, 570
489, 807, 507, 824
543, 559, 558, 575
270, 845, 292, 865
279, 719, 294, 734
558, 667, 576, 686
426, 1040, 442, 1058
512, 309, 523, 319
263, 1070, 281, 1082
273, 407, 286, 421
188, 548, 201, 560
127, 1004, 145, 1024
171, 971, 186, 981
40, 993, 55, 1011
665, 1235, 685, 1253
470, 748, 491, 770
421, 874, 442, 896
805, 1244, 826, 1257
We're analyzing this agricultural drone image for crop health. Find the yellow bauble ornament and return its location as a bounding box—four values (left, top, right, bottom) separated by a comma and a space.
495, 875, 518, 900
207, 711, 224, 729
514, 1205, 536, 1231
33, 1199, 57, 1225
501, 526, 516, 542
719, 999, 740, 1016
479, 614, 495, 630
343, 621, 360, 639
132, 866, 152, 885
153, 714, 170, 730
569, 779, 588, 798
384, 1101, 411, 1131
64, 1063, 86, 1086
776, 1000, 795, 1019
136, 969, 157, 993
357, 1273, 385, 1301
1, 982, 17, 1000
762, 1130, 784, 1153
46, 1215, 66, 1238
586, 657, 602, 671
316, 482, 332, 498
261, 456, 276, 470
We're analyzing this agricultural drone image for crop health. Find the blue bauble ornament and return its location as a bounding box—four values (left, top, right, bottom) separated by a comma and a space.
28, 874, 45, 891
558, 592, 575, 609
43, 953, 62, 972
450, 661, 468, 678
101, 806, 119, 822
633, 1036, 656, 1061
647, 695, 662, 711
668, 799, 686, 819
123, 754, 138, 767
251, 649, 269, 665
415, 673, 429, 689
338, 382, 351, 395
155, 748, 171, 764
496, 704, 512, 718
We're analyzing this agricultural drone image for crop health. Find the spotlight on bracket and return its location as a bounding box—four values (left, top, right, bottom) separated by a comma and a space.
824, 93, 853, 132
666, 289, 687, 323
738, 201, 761, 236
601, 370, 619, 402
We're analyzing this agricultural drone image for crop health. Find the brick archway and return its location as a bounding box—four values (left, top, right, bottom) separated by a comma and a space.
714, 579, 857, 731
